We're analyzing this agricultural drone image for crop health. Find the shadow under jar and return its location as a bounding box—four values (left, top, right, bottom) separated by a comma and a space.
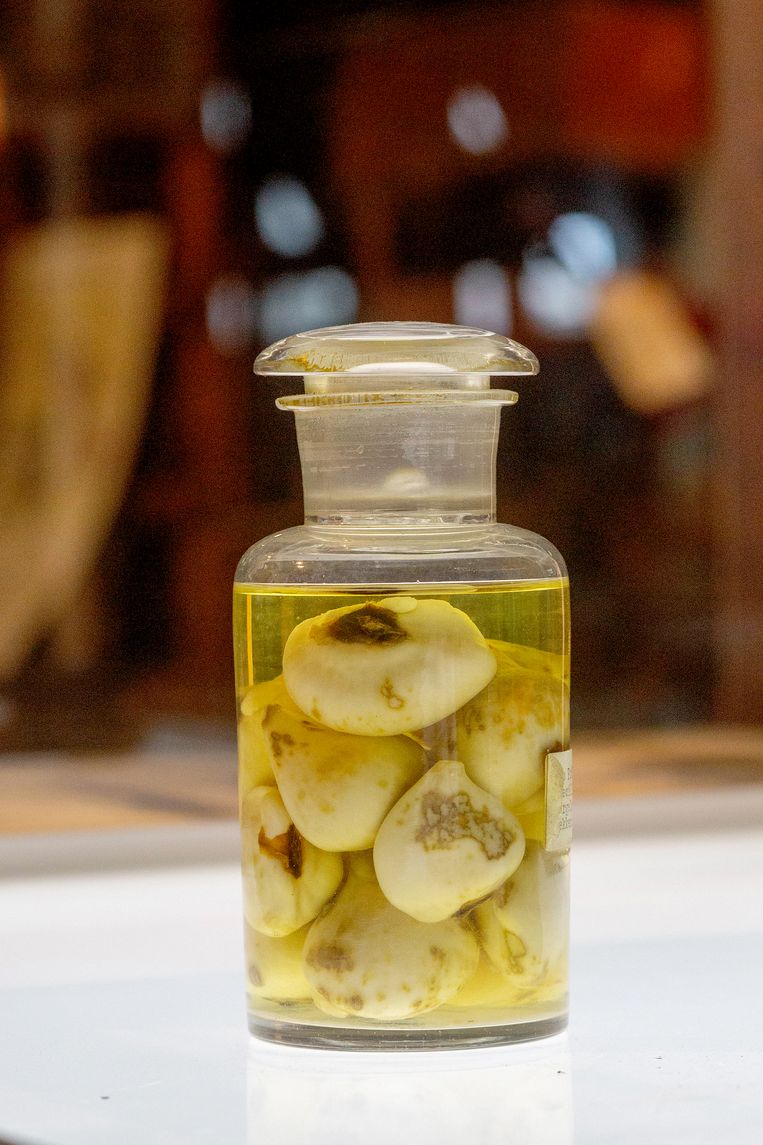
233, 323, 571, 1050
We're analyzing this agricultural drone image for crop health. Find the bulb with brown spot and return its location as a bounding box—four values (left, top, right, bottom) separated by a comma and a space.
261, 704, 425, 851
456, 642, 567, 810
373, 760, 525, 923
302, 871, 479, 1020
238, 675, 304, 798
245, 923, 312, 1003
241, 786, 343, 937
282, 597, 497, 736
476, 841, 569, 988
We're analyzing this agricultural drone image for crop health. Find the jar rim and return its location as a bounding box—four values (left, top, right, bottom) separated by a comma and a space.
276, 389, 520, 411
255, 321, 538, 381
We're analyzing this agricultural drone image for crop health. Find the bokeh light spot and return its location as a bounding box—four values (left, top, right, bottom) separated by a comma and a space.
517, 252, 598, 338
257, 267, 359, 343
200, 78, 252, 153
255, 176, 325, 259
206, 276, 258, 355
548, 212, 618, 283
453, 259, 512, 334
447, 85, 509, 156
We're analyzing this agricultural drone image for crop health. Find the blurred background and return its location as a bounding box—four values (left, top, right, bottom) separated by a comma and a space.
0, 0, 761, 817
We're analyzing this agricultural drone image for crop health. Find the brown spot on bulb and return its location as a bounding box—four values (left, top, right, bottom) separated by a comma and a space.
306, 942, 354, 972
415, 790, 515, 860
258, 823, 303, 878
268, 730, 295, 759
380, 678, 404, 709
325, 604, 408, 646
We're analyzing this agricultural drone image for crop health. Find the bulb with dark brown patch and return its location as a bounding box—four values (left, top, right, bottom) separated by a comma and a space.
302, 869, 479, 1020
262, 703, 425, 851
282, 596, 497, 736
373, 759, 525, 923
241, 786, 344, 937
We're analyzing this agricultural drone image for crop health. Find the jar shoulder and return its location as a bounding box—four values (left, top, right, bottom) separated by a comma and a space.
487, 522, 568, 578
235, 523, 566, 586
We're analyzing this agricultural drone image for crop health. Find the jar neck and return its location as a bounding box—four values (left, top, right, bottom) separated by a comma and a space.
293, 404, 500, 528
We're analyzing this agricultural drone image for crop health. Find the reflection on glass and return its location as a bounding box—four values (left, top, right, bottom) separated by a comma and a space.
247, 1038, 572, 1145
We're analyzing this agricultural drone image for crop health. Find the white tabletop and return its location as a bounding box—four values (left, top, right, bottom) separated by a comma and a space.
1, 788, 762, 1145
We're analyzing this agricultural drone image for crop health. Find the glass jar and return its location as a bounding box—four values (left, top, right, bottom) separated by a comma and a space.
234, 322, 571, 1050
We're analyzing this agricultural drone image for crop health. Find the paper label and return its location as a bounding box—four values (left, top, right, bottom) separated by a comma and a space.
544, 749, 573, 852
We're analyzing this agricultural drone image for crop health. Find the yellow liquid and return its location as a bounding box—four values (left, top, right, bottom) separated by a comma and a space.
233, 580, 570, 1043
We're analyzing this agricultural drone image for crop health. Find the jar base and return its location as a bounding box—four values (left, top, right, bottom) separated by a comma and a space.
248, 1011, 568, 1052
